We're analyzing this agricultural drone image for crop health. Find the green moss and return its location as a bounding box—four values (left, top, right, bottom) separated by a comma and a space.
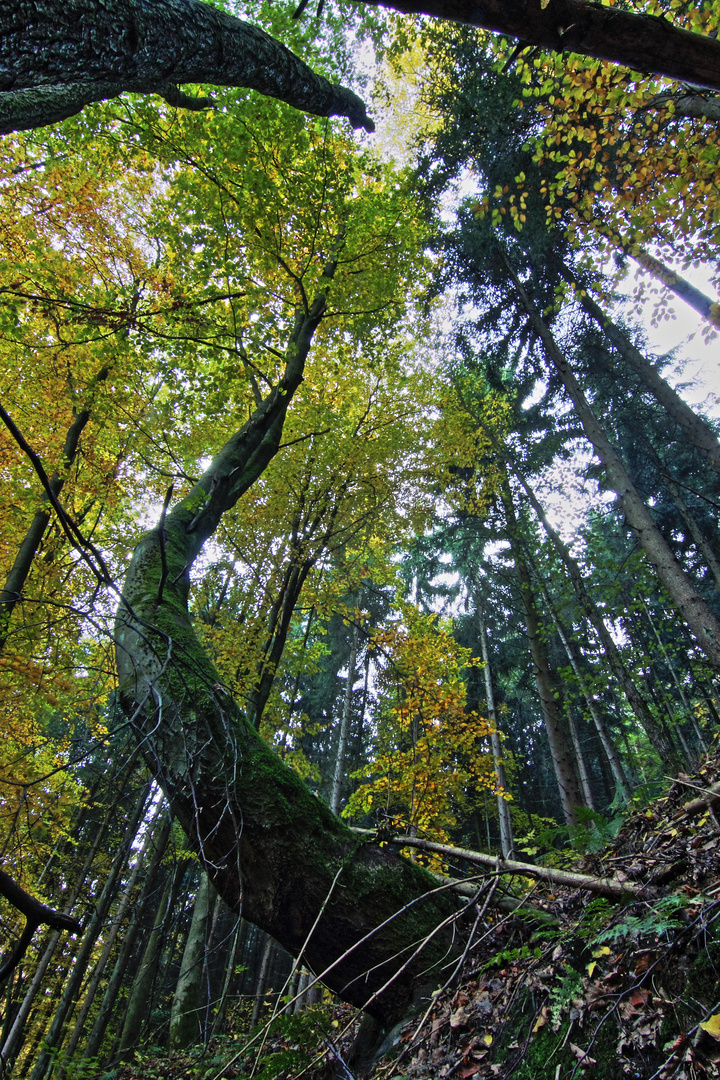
488, 991, 625, 1080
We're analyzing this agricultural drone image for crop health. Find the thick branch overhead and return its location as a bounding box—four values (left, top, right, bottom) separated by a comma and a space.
0, 0, 374, 133
366, 0, 720, 91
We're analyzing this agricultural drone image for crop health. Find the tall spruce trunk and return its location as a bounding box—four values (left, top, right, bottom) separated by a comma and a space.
501, 481, 585, 826
618, 243, 720, 330
504, 251, 720, 677
329, 624, 359, 816
512, 464, 682, 770
114, 279, 459, 1029
558, 262, 720, 482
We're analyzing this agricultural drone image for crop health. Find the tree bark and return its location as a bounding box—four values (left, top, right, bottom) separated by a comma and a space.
0, 0, 373, 134
476, 602, 514, 857
618, 242, 720, 329
559, 262, 720, 479
362, 0, 720, 91
512, 463, 682, 770
114, 274, 459, 1028
504, 249, 720, 677
169, 870, 212, 1050
646, 91, 720, 125
500, 479, 585, 827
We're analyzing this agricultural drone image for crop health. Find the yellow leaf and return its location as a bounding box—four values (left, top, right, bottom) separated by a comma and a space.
701, 1014, 720, 1039
483, 1033, 493, 1046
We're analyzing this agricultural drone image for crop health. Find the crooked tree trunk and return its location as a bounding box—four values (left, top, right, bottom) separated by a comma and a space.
0, 0, 373, 134
504, 250, 720, 677
6, 0, 720, 139
114, 281, 458, 1029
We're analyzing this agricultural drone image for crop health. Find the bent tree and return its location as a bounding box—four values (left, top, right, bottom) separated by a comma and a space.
100, 102, 459, 1028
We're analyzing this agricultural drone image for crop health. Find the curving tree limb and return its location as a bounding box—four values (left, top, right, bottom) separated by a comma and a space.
0, 0, 374, 135
0, 869, 81, 987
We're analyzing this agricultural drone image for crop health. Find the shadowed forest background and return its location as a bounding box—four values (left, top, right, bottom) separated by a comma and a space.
2, 0, 720, 1076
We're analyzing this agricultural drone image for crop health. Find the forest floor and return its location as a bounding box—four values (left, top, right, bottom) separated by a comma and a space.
113, 750, 720, 1080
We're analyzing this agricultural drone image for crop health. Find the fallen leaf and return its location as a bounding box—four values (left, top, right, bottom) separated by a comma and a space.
700, 1013, 720, 1040
570, 1043, 597, 1068
533, 1007, 548, 1033
450, 1007, 471, 1030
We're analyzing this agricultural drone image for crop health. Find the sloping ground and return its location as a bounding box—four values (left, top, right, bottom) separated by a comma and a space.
112, 751, 720, 1080
361, 751, 720, 1080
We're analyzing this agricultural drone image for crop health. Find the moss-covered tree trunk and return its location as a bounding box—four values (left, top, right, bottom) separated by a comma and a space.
114, 282, 458, 1030
169, 871, 212, 1050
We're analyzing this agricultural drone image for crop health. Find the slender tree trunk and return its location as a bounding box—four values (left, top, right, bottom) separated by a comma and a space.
117, 862, 187, 1058
662, 474, 720, 590
476, 603, 514, 857
0, 367, 109, 651
28, 782, 152, 1080
619, 242, 720, 329
0, 752, 142, 1067
210, 915, 244, 1038
58, 801, 166, 1072
559, 261, 720, 482
501, 481, 585, 826
641, 599, 706, 760
505, 250, 720, 677
551, 608, 632, 804
525, 550, 634, 804
114, 271, 460, 1028
330, 625, 359, 816
566, 707, 595, 811
250, 934, 273, 1028
83, 813, 172, 1062
169, 871, 213, 1050
512, 464, 681, 769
